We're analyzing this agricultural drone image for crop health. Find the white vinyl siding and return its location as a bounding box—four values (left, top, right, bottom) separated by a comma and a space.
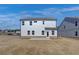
21, 20, 57, 37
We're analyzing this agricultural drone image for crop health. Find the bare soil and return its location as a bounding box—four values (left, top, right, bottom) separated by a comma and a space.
0, 35, 78, 55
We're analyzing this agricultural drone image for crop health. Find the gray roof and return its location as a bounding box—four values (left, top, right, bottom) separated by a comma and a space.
64, 17, 79, 24
45, 27, 57, 30
58, 16, 79, 29
20, 17, 56, 21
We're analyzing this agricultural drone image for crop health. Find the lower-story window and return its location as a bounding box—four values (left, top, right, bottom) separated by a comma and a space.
27, 30, 30, 35
52, 31, 54, 35
32, 30, 35, 35
42, 30, 44, 35
75, 31, 78, 36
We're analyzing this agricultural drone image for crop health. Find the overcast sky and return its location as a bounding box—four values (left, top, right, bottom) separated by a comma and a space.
0, 4, 79, 29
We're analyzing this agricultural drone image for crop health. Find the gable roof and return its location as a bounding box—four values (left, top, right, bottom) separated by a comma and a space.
20, 17, 56, 21
57, 16, 79, 30
64, 17, 79, 24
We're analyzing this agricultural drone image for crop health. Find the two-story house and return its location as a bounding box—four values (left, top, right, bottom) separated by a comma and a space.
58, 17, 79, 37
20, 18, 57, 39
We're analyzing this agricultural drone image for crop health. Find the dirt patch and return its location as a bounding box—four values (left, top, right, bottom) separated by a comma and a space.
0, 35, 79, 55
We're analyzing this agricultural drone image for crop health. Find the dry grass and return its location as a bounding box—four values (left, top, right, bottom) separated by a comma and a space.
0, 35, 79, 55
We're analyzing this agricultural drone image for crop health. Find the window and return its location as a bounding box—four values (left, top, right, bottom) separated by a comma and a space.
64, 26, 66, 29
42, 31, 44, 35
43, 21, 44, 24
22, 21, 24, 25
11, 30, 14, 32
30, 21, 32, 25
8, 31, 10, 32
27, 31, 30, 35
34, 21, 37, 23
75, 31, 78, 36
52, 31, 54, 35
32, 30, 35, 35
75, 21, 78, 26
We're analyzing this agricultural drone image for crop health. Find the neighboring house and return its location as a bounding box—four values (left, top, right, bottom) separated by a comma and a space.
15, 29, 20, 35
0, 30, 4, 35
58, 17, 79, 37
4, 29, 20, 35
20, 18, 57, 39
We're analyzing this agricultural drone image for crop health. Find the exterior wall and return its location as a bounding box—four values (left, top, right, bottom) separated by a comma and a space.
58, 17, 79, 37
58, 21, 76, 31
44, 21, 56, 28
58, 28, 79, 37
21, 20, 57, 37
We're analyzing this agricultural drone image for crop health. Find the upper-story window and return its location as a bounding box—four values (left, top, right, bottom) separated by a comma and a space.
22, 21, 24, 25
64, 25, 66, 29
34, 21, 37, 23
43, 21, 44, 25
75, 21, 78, 26
30, 21, 32, 25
